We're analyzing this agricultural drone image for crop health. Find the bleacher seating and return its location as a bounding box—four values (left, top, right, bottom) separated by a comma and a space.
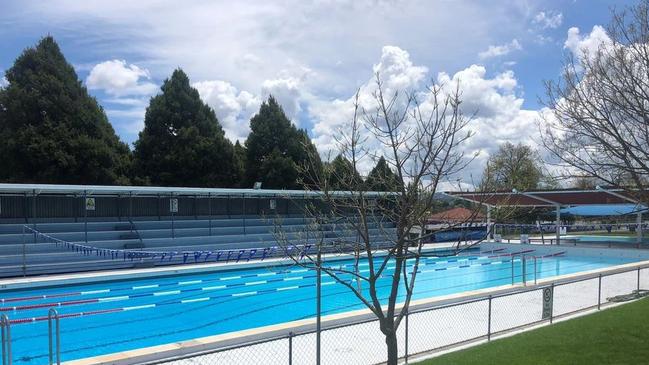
0, 216, 396, 278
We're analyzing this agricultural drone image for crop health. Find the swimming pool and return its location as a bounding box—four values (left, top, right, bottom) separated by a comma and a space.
564, 235, 649, 244
1, 249, 639, 364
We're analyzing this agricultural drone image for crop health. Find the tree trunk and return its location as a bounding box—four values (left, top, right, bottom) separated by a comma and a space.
385, 330, 399, 365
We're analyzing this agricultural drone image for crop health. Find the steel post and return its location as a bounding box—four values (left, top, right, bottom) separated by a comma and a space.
598, 274, 602, 310
316, 244, 321, 365
48, 309, 60, 365
487, 295, 492, 341
404, 309, 409, 364
83, 191, 88, 244
1, 314, 11, 365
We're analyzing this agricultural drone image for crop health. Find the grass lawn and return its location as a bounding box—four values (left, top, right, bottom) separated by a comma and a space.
417, 298, 649, 365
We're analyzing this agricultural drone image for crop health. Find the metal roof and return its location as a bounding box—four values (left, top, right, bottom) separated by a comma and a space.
445, 188, 641, 207
0, 183, 393, 198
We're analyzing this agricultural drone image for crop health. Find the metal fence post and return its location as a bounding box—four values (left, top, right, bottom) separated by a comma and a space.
597, 274, 602, 310
549, 283, 555, 324
487, 295, 492, 341
522, 255, 527, 286
1, 314, 11, 365
21, 225, 26, 277
638, 267, 641, 293
511, 255, 515, 285
288, 332, 293, 365
48, 309, 60, 365
404, 309, 409, 364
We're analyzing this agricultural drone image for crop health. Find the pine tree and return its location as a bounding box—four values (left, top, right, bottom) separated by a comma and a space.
233, 140, 247, 187
365, 156, 401, 191
0, 36, 132, 184
133, 69, 237, 187
327, 154, 363, 191
244, 96, 322, 189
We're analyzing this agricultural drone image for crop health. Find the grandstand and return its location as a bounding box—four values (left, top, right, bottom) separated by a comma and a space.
0, 184, 395, 278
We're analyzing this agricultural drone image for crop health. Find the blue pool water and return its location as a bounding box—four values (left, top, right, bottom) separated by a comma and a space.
0, 250, 638, 363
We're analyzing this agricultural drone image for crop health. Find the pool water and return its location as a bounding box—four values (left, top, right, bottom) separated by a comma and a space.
1, 250, 638, 363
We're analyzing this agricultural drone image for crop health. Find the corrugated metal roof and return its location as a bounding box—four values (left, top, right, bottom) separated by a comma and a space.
445, 188, 641, 207
0, 183, 394, 197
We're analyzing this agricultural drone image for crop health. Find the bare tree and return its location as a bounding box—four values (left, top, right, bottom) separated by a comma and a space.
541, 0, 649, 203
272, 74, 483, 364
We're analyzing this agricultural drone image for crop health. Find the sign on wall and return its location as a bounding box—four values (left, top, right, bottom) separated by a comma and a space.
169, 198, 179, 213
542, 286, 554, 320
269, 199, 276, 210
85, 197, 96, 211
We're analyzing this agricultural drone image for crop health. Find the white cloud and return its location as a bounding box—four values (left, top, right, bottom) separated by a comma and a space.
533, 11, 563, 30
261, 77, 302, 123
478, 39, 522, 59
311, 45, 540, 182
192, 80, 261, 142
564, 25, 613, 62
0, 76, 7, 88
86, 60, 158, 97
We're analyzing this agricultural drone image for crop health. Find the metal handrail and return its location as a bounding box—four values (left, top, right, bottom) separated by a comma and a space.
128, 218, 145, 248
48, 309, 60, 365
1, 314, 11, 365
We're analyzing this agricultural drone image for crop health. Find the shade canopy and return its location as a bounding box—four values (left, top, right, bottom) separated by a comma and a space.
446, 188, 640, 207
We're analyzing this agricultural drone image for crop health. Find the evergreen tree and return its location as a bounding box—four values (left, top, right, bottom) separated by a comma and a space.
244, 96, 322, 189
133, 69, 236, 187
365, 156, 400, 191
327, 154, 363, 191
0, 36, 131, 184
233, 140, 246, 187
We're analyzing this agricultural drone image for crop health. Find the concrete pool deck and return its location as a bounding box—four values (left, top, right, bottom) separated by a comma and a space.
44, 243, 649, 365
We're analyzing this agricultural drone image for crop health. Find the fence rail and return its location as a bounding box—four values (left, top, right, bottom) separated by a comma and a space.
138, 263, 649, 365
0, 260, 646, 364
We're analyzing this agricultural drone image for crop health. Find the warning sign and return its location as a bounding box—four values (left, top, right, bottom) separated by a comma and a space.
169, 198, 178, 213
542, 286, 554, 320
85, 197, 96, 211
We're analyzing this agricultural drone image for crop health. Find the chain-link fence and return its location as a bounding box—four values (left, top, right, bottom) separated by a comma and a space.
138, 264, 648, 365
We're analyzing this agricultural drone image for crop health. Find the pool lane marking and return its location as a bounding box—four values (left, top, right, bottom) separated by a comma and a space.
0, 267, 311, 304
0, 250, 530, 305
0, 254, 526, 310
1, 274, 321, 312
9, 281, 336, 324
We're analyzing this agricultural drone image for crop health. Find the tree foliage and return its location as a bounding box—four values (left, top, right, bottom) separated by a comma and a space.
365, 156, 400, 192
326, 154, 363, 191
133, 69, 237, 187
542, 0, 649, 203
244, 96, 322, 189
0, 36, 132, 184
482, 142, 544, 191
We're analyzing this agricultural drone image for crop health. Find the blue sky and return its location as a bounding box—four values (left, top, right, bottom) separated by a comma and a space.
0, 0, 635, 182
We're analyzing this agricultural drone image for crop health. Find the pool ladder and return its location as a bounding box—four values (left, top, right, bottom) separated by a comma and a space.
1, 314, 10, 365
48, 309, 61, 365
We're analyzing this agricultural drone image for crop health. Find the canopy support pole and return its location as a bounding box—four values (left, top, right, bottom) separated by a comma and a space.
486, 206, 492, 241
637, 212, 642, 248
555, 206, 561, 246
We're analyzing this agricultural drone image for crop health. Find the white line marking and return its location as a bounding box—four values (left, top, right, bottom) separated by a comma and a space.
81, 289, 110, 295
245, 281, 267, 286
133, 285, 158, 290
153, 290, 180, 296
181, 297, 210, 304
98, 296, 129, 302
221, 276, 241, 280
202, 285, 226, 291
232, 291, 256, 297
124, 304, 155, 311
179, 280, 202, 286
277, 286, 299, 291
